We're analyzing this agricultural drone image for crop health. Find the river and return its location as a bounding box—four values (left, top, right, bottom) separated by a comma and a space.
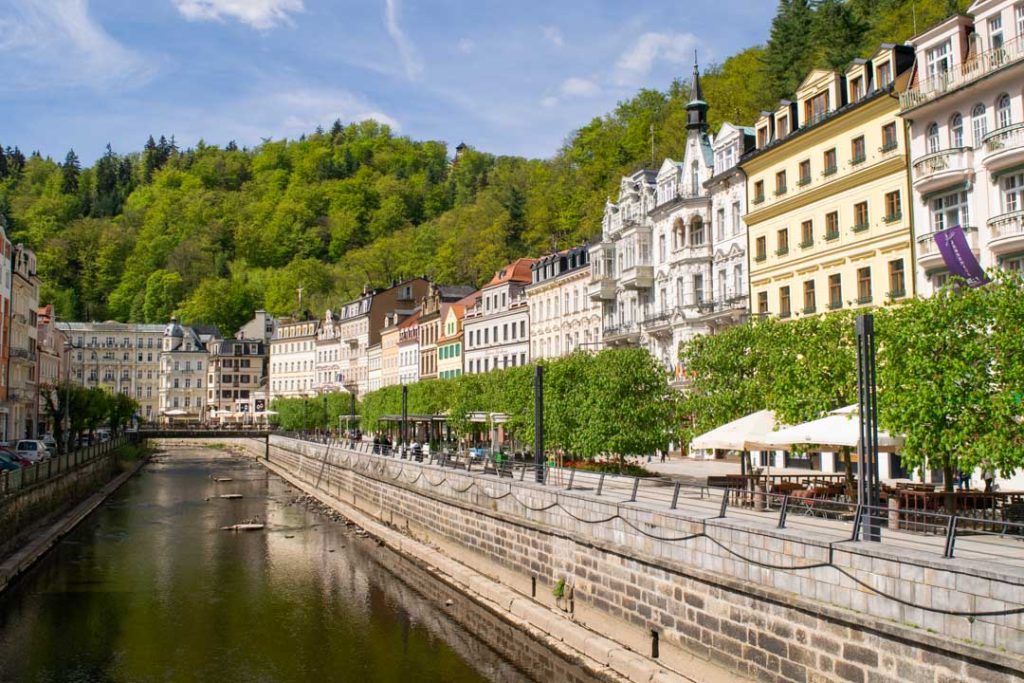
0, 447, 595, 683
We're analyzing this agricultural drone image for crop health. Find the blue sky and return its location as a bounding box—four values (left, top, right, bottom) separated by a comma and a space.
0, 0, 775, 164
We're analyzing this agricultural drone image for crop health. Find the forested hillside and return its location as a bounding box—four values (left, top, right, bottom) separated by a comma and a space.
0, 0, 964, 334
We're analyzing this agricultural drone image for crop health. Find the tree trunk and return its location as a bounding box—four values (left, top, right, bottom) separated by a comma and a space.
943, 464, 956, 515
841, 447, 855, 500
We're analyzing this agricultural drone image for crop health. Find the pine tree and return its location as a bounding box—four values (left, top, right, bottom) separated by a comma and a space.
813, 0, 869, 71
143, 135, 159, 182
763, 0, 816, 101
0, 146, 7, 179
61, 149, 81, 194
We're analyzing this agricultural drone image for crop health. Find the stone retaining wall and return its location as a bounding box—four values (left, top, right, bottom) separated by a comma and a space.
245, 437, 1023, 683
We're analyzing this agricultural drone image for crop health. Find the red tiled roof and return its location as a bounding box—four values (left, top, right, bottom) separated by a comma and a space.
398, 310, 421, 328
486, 258, 537, 287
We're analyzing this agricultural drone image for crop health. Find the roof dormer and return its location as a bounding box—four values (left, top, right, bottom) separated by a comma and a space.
796, 69, 844, 127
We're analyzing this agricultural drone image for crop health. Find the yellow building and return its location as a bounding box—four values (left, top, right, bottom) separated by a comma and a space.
741, 45, 917, 319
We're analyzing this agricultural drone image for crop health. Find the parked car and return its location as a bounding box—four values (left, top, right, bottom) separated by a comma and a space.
96, 430, 111, 443
0, 451, 23, 471
40, 434, 58, 453
14, 440, 51, 463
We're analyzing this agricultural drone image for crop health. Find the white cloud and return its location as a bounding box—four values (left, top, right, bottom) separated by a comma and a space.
456, 38, 475, 55
613, 31, 700, 86
540, 96, 559, 109
541, 25, 563, 48
383, 0, 423, 80
0, 0, 154, 90
559, 77, 599, 98
171, 0, 304, 30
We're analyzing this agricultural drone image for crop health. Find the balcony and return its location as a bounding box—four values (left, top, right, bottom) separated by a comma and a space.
588, 276, 616, 301
10, 346, 36, 362
981, 124, 1024, 175
642, 310, 674, 337
602, 322, 641, 346
917, 225, 979, 271
900, 35, 1024, 112
620, 263, 654, 290
911, 147, 973, 194
988, 211, 1024, 256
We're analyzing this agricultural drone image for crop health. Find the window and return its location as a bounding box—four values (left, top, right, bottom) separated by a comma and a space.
800, 220, 813, 247
777, 115, 789, 138
775, 170, 787, 195
658, 234, 666, 262
757, 126, 768, 147
1002, 173, 1023, 213
931, 190, 970, 231
691, 160, 700, 196
882, 122, 898, 151
798, 159, 811, 185
733, 265, 742, 296
716, 208, 725, 240
876, 61, 892, 88
950, 113, 964, 147
757, 291, 768, 314
732, 201, 741, 234
806, 91, 829, 124
755, 236, 767, 261
888, 259, 906, 298
823, 148, 837, 175
776, 228, 789, 255
996, 93, 1012, 129
990, 15, 1004, 50
718, 269, 727, 300
884, 191, 901, 222
693, 274, 705, 305
779, 286, 791, 318
926, 41, 951, 80
829, 274, 842, 309
825, 211, 840, 239
853, 202, 869, 231
851, 136, 866, 164
803, 280, 816, 313
972, 104, 988, 145
753, 180, 765, 203
850, 76, 864, 101
690, 218, 705, 246
1018, 4, 1024, 38
857, 267, 872, 304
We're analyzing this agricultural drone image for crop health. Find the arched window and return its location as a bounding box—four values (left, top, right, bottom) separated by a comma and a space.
691, 161, 700, 196
926, 123, 940, 153
972, 104, 988, 146
950, 113, 964, 147
996, 93, 1012, 129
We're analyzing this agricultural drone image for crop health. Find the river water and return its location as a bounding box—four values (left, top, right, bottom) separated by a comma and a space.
0, 448, 586, 683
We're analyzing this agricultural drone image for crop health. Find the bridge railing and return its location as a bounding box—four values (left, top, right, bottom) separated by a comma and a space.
0, 435, 135, 498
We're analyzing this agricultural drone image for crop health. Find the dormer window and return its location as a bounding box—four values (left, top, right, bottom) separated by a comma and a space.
989, 16, 1004, 51
777, 115, 789, 138
805, 91, 829, 125
925, 42, 950, 81
876, 61, 891, 88
850, 76, 864, 101
757, 126, 769, 147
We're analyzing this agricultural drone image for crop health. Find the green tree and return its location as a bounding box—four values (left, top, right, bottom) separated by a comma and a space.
763, 0, 816, 100
143, 269, 184, 323
61, 149, 81, 194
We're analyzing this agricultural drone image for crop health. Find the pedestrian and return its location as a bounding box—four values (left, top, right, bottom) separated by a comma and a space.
983, 462, 996, 494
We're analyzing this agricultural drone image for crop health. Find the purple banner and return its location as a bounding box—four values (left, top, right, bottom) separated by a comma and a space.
935, 225, 989, 288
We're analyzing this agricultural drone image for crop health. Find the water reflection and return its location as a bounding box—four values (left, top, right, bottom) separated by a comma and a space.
0, 449, 534, 683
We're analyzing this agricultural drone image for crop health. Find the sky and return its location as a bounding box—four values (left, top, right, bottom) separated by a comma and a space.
0, 0, 775, 164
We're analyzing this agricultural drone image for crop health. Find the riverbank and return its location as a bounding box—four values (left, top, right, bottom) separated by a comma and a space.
0, 450, 148, 594
255, 448, 715, 683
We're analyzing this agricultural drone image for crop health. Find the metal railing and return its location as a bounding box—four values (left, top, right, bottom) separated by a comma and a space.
276, 435, 1024, 566
900, 35, 1024, 111
0, 436, 133, 497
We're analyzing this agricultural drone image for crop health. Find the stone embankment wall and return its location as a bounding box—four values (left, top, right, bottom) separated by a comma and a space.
0, 442, 129, 551
243, 436, 1023, 683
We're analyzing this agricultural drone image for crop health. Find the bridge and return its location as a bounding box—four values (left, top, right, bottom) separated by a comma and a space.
138, 428, 274, 439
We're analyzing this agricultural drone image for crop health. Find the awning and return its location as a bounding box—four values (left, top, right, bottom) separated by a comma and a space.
760, 405, 904, 452
690, 410, 784, 451
163, 409, 188, 416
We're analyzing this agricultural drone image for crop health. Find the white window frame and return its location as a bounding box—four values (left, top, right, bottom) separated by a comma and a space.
930, 190, 970, 231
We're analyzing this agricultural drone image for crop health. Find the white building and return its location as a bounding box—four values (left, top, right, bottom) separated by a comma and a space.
464, 258, 535, 374
899, 0, 1024, 294
159, 318, 211, 423
589, 62, 749, 383
269, 317, 318, 400
527, 246, 601, 359
315, 310, 343, 393
367, 342, 382, 392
